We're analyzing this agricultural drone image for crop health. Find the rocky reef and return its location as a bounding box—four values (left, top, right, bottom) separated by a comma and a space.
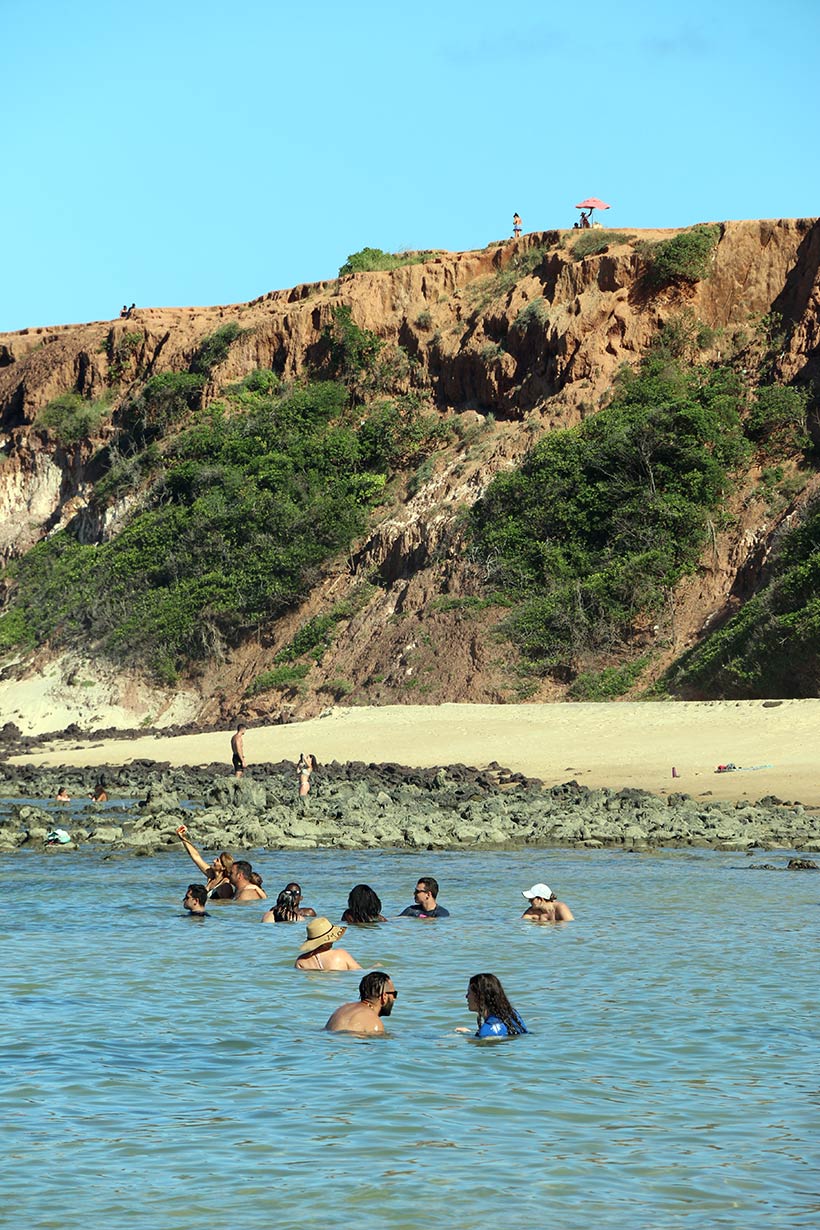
1, 759, 818, 857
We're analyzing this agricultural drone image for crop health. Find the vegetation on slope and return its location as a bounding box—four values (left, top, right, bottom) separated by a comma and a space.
0, 313, 450, 682
665, 493, 820, 697
470, 348, 752, 677
338, 247, 437, 277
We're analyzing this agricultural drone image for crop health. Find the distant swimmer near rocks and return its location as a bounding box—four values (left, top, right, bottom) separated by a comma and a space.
325, 971, 397, 1033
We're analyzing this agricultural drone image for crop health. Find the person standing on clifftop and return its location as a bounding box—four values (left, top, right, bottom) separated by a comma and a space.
513, 212, 522, 238
231, 723, 247, 776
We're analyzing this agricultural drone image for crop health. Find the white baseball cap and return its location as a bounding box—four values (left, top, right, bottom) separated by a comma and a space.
523, 883, 552, 900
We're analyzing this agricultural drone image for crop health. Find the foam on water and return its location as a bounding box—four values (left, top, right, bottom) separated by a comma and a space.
2, 846, 818, 1228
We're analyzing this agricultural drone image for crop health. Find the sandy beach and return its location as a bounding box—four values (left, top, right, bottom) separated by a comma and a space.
10, 699, 819, 807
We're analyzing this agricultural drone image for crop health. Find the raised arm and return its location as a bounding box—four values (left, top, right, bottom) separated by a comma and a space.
177, 828, 210, 876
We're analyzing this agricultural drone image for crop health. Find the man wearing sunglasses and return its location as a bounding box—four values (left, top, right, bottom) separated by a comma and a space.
325, 971, 398, 1034
399, 877, 450, 918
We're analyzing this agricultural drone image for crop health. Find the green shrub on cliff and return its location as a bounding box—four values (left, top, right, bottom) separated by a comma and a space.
470, 353, 749, 673
665, 493, 820, 697
0, 373, 450, 680
640, 225, 721, 286
36, 392, 111, 445
338, 248, 435, 277
571, 231, 634, 260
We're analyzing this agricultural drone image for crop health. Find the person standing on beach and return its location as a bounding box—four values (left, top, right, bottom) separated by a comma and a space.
231, 724, 247, 777
297, 753, 316, 797
325, 972, 398, 1033
521, 883, 573, 921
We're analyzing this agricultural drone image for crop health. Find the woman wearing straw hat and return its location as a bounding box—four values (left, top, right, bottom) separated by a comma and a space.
294, 917, 362, 970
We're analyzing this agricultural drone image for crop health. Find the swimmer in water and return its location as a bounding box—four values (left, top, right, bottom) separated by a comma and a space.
521, 883, 573, 922
324, 972, 397, 1033
183, 884, 209, 916
458, 973, 527, 1038
294, 918, 362, 970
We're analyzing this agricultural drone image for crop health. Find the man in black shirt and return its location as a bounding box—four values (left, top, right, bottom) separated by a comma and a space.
399, 876, 450, 918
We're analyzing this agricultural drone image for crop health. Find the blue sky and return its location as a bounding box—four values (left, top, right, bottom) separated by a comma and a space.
2, 0, 817, 332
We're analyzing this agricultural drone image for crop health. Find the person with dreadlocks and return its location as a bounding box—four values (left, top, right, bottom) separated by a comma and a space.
459, 973, 528, 1039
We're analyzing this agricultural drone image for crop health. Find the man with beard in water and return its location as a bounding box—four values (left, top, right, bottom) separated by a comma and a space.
324, 971, 398, 1034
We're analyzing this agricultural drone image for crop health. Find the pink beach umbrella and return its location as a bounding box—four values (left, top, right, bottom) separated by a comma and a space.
575, 197, 610, 223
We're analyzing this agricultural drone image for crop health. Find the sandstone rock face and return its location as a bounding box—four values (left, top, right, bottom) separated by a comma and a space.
0, 220, 818, 729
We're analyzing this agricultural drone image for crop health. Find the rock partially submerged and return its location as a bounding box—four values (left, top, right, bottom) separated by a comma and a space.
0, 759, 818, 856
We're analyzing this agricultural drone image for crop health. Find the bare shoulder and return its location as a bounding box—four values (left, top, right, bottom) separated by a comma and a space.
325, 1003, 383, 1033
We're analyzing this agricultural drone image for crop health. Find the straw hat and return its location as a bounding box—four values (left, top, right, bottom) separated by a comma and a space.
299, 917, 347, 953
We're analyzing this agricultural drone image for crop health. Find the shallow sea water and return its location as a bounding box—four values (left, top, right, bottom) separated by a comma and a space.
2, 845, 819, 1229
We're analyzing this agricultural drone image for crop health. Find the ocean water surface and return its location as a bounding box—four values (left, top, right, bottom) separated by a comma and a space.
2, 845, 818, 1229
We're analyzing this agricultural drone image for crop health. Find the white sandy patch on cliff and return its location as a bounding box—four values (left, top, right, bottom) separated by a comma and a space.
11, 699, 820, 808
0, 650, 199, 733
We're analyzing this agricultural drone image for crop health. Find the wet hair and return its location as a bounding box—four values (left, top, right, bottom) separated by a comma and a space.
272, 889, 300, 922
185, 884, 207, 906
359, 971, 391, 1002
233, 859, 253, 880
250, 870, 263, 887
417, 876, 439, 899
468, 973, 526, 1036
345, 884, 383, 924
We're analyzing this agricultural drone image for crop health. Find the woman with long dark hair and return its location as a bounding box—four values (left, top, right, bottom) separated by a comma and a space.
341, 884, 387, 924
462, 973, 527, 1038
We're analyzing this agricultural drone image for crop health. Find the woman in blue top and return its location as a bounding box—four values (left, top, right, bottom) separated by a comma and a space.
464, 973, 527, 1038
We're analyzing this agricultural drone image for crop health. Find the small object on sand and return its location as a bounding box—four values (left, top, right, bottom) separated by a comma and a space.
46, 828, 71, 845
672, 767, 680, 779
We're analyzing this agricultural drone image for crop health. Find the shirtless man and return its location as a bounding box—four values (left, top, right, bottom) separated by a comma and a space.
229, 860, 267, 902
521, 882, 574, 922
231, 723, 247, 777
325, 971, 398, 1034
294, 917, 362, 970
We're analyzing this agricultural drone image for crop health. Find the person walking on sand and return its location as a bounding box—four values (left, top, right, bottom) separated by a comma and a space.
294, 917, 362, 970
231, 723, 247, 777
325, 971, 397, 1033
513, 212, 522, 238
521, 882, 573, 921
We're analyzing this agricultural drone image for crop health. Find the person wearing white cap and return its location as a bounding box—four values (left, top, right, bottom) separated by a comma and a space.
294, 917, 362, 970
521, 883, 573, 922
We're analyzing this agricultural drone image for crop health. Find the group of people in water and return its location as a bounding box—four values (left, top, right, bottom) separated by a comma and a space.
176, 827, 573, 1037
